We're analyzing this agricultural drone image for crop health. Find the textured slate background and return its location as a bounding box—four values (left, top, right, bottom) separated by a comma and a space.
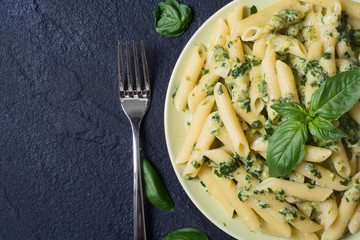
0, 0, 236, 239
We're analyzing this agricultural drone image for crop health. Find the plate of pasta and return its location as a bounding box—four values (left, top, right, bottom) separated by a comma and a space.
164, 0, 360, 239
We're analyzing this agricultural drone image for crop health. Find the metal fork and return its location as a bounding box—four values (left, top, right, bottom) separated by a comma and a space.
118, 40, 150, 240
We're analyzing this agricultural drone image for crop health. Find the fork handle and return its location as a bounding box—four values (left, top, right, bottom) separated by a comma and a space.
131, 120, 147, 240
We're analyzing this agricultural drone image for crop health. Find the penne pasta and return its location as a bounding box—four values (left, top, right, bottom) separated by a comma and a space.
174, 44, 207, 111
255, 177, 333, 202
198, 166, 235, 217
183, 112, 216, 178
214, 82, 249, 157
176, 96, 215, 164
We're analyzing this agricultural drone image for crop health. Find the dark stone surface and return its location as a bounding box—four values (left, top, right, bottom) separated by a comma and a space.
1, 0, 235, 239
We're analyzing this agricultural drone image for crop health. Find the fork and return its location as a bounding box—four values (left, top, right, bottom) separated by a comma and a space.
118, 40, 150, 240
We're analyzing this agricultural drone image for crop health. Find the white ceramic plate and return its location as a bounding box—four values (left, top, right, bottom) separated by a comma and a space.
164, 0, 360, 239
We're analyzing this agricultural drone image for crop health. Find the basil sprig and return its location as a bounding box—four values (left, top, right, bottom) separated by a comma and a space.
309, 70, 360, 119
271, 102, 308, 120
162, 228, 209, 240
141, 157, 174, 212
154, 0, 192, 38
267, 119, 308, 177
308, 116, 347, 140
267, 70, 360, 177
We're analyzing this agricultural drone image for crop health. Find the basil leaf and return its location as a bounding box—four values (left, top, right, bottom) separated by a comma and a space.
154, 0, 192, 38
141, 157, 174, 212
266, 119, 308, 177
309, 116, 347, 141
162, 228, 209, 240
309, 70, 360, 120
271, 102, 308, 120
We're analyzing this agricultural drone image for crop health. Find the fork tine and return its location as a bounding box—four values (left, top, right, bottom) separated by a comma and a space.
125, 40, 133, 93
132, 41, 141, 94
140, 41, 150, 92
117, 41, 125, 96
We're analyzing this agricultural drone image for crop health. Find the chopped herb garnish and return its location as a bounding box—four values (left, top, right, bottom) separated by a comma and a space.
217, 85, 223, 95
322, 52, 331, 59
191, 160, 201, 169
250, 5, 257, 15
258, 200, 270, 208
252, 120, 263, 129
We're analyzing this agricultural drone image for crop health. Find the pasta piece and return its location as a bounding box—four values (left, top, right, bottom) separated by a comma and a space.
350, 101, 360, 126
227, 6, 243, 36
198, 166, 234, 218
299, 0, 331, 7
267, 34, 308, 58
203, 148, 232, 165
348, 16, 360, 28
226, 37, 245, 63
319, 43, 336, 77
187, 18, 229, 112
336, 40, 357, 62
296, 202, 314, 218
290, 227, 319, 240
350, 152, 358, 177
303, 145, 332, 163
214, 82, 249, 157
174, 44, 207, 111
188, 72, 219, 113
319, 194, 339, 229
302, 11, 320, 48
322, 186, 360, 240
255, 178, 333, 202
249, 65, 266, 115
183, 112, 216, 178
246, 198, 292, 239
232, 162, 260, 186
213, 125, 234, 152
212, 172, 261, 232
260, 218, 292, 239
252, 38, 267, 60
349, 203, 360, 234
295, 162, 351, 191
340, 0, 360, 19
305, 73, 320, 109
232, 102, 266, 133
206, 18, 229, 70
250, 192, 322, 233
250, 137, 268, 153
231, 0, 299, 40
308, 40, 323, 60
218, 145, 233, 155
242, 26, 269, 42
276, 60, 300, 103
262, 44, 280, 121
176, 96, 215, 164
330, 140, 351, 178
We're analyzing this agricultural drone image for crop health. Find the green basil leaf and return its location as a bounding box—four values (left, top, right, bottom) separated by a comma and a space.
271, 102, 308, 120
309, 70, 360, 120
141, 157, 174, 212
162, 228, 209, 240
266, 119, 308, 177
154, 0, 192, 38
309, 116, 347, 141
